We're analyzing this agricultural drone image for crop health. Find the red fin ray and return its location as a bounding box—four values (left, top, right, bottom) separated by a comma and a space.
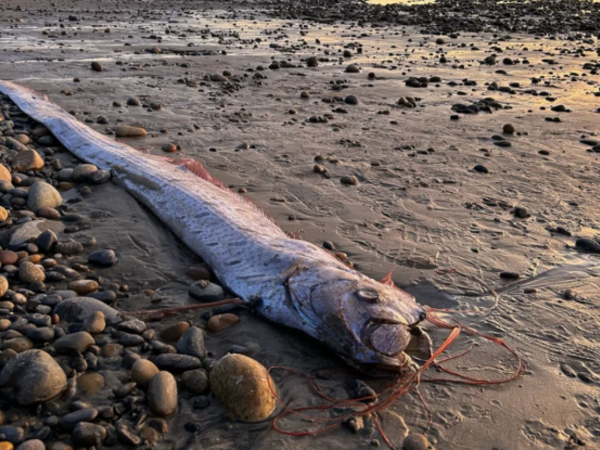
157, 156, 282, 229
380, 270, 402, 291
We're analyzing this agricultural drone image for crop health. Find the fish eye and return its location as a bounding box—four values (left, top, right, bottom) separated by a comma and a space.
356, 289, 379, 303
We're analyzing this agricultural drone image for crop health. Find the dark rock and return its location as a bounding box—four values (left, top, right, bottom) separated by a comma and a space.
176, 327, 205, 360
153, 354, 202, 372
71, 422, 106, 447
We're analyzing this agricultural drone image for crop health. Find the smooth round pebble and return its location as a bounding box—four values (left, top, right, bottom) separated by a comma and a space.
209, 354, 277, 422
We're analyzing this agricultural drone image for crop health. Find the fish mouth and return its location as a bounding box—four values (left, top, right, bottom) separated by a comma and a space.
362, 317, 412, 358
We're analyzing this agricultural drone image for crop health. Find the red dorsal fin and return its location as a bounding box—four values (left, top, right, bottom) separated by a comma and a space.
159, 156, 282, 229
380, 270, 401, 291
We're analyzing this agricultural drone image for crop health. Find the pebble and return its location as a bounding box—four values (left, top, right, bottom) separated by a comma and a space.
0, 251, 17, 266
114, 126, 147, 138
513, 207, 529, 218
306, 56, 318, 67
60, 409, 98, 431
54, 332, 95, 354
119, 333, 144, 346
2, 338, 33, 353
72, 164, 98, 182
12, 150, 44, 172
35, 230, 57, 253
153, 354, 202, 371
27, 327, 54, 342
160, 321, 190, 341
91, 62, 103, 72
0, 166, 12, 183
37, 207, 61, 220
210, 354, 277, 422
0, 278, 8, 298
161, 143, 177, 153
176, 326, 206, 360
345, 64, 360, 73
55, 242, 84, 256
15, 440, 44, 450
188, 280, 224, 302
0, 207, 8, 222
0, 349, 67, 405
100, 343, 123, 357
0, 428, 23, 445
131, 359, 159, 385
344, 95, 359, 105
473, 164, 489, 174
68, 280, 99, 295
118, 319, 146, 334
18, 262, 45, 284
575, 238, 600, 253
340, 175, 359, 186
207, 313, 240, 332
185, 264, 212, 281
26, 182, 62, 212
503, 124, 515, 134
88, 249, 116, 267
126, 98, 141, 106
181, 369, 208, 394
148, 371, 178, 417
71, 422, 106, 447
10, 220, 64, 249
83, 311, 105, 334
139, 427, 159, 444
77, 372, 104, 394
117, 424, 140, 446
500, 271, 521, 280
54, 297, 121, 324
403, 434, 428, 450
88, 170, 111, 184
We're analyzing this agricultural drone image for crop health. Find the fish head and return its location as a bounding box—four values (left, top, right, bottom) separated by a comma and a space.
288, 265, 426, 374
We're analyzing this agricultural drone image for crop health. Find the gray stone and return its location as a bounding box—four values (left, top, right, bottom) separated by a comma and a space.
153, 354, 202, 371
60, 409, 98, 431
54, 332, 95, 354
117, 319, 146, 334
71, 422, 106, 447
18, 262, 45, 284
88, 249, 116, 267
176, 327, 206, 360
117, 424, 141, 446
72, 164, 98, 182
54, 297, 121, 324
9, 220, 64, 249
0, 426, 25, 444
188, 280, 225, 302
0, 349, 66, 405
88, 170, 111, 184
148, 372, 177, 417
58, 169, 73, 181
35, 230, 57, 253
26, 182, 62, 213
118, 333, 144, 347
16, 439, 46, 450
26, 327, 55, 342
181, 369, 208, 394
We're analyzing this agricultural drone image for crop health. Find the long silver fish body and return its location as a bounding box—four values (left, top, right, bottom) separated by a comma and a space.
0, 80, 426, 372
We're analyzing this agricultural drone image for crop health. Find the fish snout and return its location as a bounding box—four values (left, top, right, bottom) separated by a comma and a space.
364, 319, 412, 357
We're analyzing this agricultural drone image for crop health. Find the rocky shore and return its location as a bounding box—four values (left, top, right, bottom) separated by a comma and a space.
2, 0, 600, 449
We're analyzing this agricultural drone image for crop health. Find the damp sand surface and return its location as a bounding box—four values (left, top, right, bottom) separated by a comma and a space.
2, 0, 600, 448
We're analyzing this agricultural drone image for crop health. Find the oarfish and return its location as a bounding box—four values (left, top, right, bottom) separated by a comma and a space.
0, 80, 426, 373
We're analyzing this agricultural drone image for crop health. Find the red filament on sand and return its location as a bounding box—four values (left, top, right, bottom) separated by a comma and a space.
266, 283, 525, 448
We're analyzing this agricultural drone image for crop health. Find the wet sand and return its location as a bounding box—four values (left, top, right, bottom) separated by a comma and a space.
2, 0, 600, 448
